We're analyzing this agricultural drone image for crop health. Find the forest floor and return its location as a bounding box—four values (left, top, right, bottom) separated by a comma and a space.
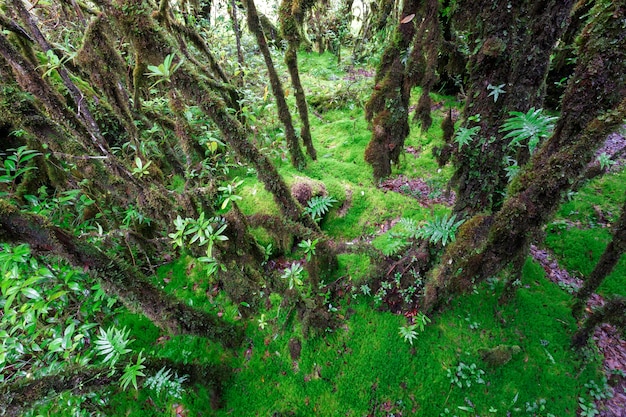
532, 245, 626, 417
371, 127, 626, 417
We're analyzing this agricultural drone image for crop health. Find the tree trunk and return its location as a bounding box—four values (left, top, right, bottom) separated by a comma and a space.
0, 356, 227, 416
364, 0, 442, 180
97, 0, 320, 232
572, 197, 626, 318
279, 0, 317, 160
424, 1, 626, 312
10, 0, 110, 153
243, 0, 307, 170
0, 200, 244, 346
364, 0, 421, 180
228, 0, 245, 81
572, 296, 626, 348
450, 0, 574, 217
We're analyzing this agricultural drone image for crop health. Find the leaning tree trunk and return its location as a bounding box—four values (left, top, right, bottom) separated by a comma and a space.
279, 0, 317, 160
9, 0, 111, 153
0, 356, 228, 416
97, 0, 320, 232
0, 200, 243, 346
450, 0, 574, 217
572, 196, 626, 318
243, 0, 307, 170
572, 296, 626, 348
423, 0, 626, 312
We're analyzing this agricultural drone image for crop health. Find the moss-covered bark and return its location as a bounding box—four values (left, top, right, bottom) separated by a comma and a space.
279, 0, 317, 160
573, 197, 626, 318
572, 296, 626, 348
424, 1, 626, 311
450, 0, 574, 217
364, 0, 442, 180
0, 356, 228, 416
364, 0, 422, 180
407, 0, 441, 131
0, 200, 243, 346
9, 0, 109, 151
97, 0, 319, 232
243, 0, 307, 170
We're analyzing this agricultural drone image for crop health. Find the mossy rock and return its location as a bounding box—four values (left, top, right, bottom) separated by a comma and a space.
478, 344, 521, 366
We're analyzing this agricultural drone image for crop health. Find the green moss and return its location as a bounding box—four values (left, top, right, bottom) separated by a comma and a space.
214, 258, 599, 416
546, 168, 626, 298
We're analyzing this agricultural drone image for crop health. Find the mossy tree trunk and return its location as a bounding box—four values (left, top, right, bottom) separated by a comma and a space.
243, 0, 308, 170
279, 0, 317, 160
228, 0, 245, 81
544, 0, 595, 110
0, 200, 243, 346
364, 0, 421, 180
9, 0, 110, 152
572, 296, 626, 348
450, 0, 574, 217
406, 0, 441, 132
423, 1, 626, 312
572, 197, 626, 318
0, 354, 228, 416
364, 0, 443, 180
97, 0, 320, 232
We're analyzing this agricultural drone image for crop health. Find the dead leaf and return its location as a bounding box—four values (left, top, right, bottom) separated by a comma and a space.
401, 14, 415, 24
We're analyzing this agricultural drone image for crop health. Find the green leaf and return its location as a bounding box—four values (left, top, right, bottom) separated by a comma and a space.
454, 126, 480, 150
21, 287, 41, 300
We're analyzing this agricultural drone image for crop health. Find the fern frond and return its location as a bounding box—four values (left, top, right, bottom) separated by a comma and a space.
454, 126, 481, 150
418, 214, 464, 246
304, 195, 337, 222
501, 107, 557, 154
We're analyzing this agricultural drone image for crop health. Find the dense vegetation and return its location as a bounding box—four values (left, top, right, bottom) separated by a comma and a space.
0, 0, 625, 415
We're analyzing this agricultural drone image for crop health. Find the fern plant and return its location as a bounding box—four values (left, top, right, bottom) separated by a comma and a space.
145, 366, 188, 399
501, 107, 557, 154
94, 326, 132, 368
418, 214, 464, 246
454, 126, 480, 150
377, 218, 420, 256
304, 195, 337, 222
120, 352, 146, 391
399, 324, 419, 345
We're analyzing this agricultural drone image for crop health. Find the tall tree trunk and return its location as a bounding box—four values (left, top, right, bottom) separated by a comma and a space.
243, 0, 307, 170
228, 0, 245, 82
572, 197, 626, 318
364, 0, 421, 180
279, 0, 317, 160
364, 0, 441, 180
450, 0, 574, 217
407, 0, 441, 132
424, 1, 626, 312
